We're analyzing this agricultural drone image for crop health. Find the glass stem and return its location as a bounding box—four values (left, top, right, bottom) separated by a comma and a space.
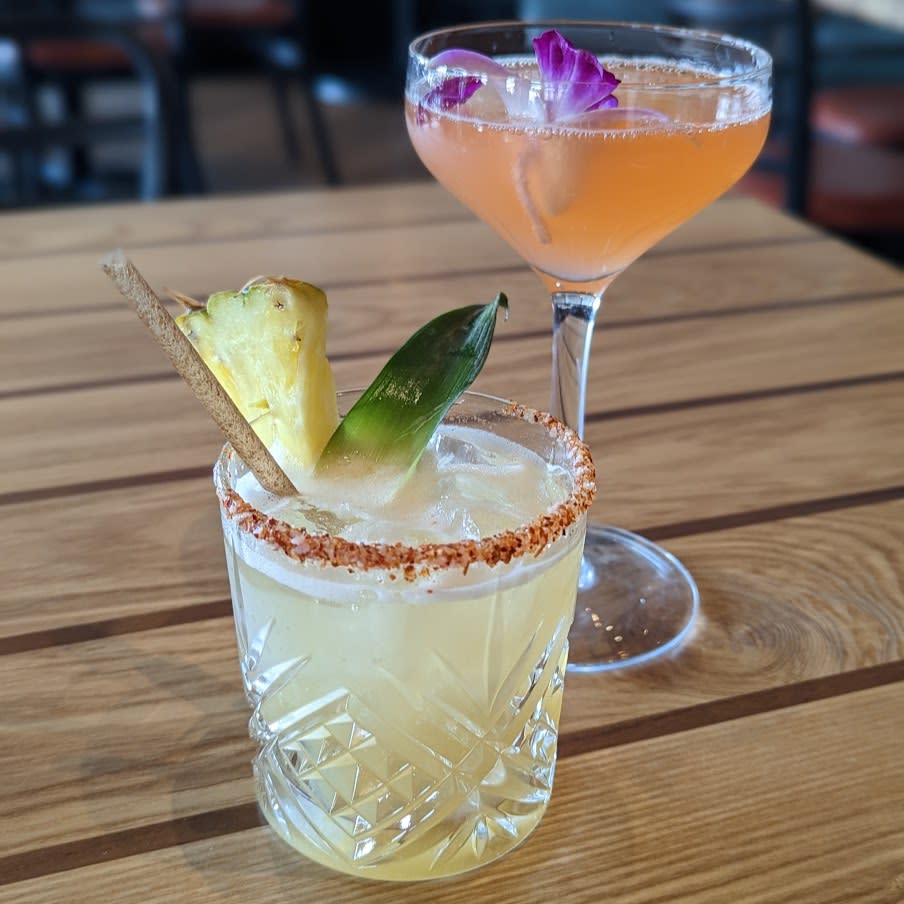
549, 292, 602, 439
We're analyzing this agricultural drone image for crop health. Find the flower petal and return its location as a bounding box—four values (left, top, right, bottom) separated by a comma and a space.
431, 48, 513, 81
427, 48, 535, 119
416, 75, 483, 125
532, 29, 620, 120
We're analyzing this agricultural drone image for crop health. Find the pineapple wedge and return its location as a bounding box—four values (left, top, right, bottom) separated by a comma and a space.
175, 277, 339, 473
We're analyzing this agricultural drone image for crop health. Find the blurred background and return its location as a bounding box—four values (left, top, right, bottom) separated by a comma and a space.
1, 1, 902, 262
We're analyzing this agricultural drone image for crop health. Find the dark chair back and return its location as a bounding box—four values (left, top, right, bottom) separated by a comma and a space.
665, 0, 813, 216
517, 0, 813, 215
176, 0, 340, 184
0, 6, 182, 206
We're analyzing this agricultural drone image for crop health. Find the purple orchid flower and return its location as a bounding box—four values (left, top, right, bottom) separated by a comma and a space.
418, 29, 620, 124
532, 29, 620, 119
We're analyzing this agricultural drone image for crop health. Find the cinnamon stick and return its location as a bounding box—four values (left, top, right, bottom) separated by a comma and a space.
100, 250, 297, 496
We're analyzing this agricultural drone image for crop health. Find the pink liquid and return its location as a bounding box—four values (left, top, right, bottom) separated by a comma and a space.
407, 60, 770, 291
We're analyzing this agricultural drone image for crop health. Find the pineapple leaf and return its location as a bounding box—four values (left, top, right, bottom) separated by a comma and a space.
318, 293, 508, 473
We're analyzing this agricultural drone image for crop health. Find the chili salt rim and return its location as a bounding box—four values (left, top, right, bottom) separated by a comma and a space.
215, 401, 595, 581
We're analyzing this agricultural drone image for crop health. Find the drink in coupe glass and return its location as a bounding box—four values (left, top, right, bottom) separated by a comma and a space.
406, 22, 772, 669
215, 391, 595, 881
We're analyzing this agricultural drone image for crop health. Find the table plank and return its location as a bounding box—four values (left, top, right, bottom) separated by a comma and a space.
3, 339, 903, 513
0, 619, 253, 860
0, 187, 810, 264
0, 479, 228, 640
564, 497, 904, 733
4, 465, 903, 647
0, 183, 469, 262
4, 682, 902, 902
2, 500, 901, 860
481, 294, 904, 415
2, 254, 902, 398
2, 207, 891, 325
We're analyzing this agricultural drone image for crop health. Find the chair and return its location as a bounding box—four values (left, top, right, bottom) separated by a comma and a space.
665, 0, 904, 257
666, 0, 815, 216
811, 7, 904, 149
812, 84, 904, 149
0, 10, 186, 206
2, 0, 208, 204
179, 0, 340, 184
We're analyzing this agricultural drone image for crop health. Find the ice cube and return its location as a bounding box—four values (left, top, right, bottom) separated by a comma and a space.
270, 496, 362, 536
433, 430, 497, 468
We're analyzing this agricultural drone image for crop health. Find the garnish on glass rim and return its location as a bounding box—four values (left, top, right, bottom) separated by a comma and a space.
100, 251, 298, 496
532, 28, 620, 120
416, 74, 483, 126
102, 250, 510, 493
172, 275, 339, 476
318, 294, 509, 474
420, 28, 621, 123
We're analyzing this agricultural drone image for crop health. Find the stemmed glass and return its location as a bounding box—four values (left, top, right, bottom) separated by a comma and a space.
405, 21, 772, 671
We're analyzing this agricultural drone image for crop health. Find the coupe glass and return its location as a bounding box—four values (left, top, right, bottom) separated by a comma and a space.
405, 21, 772, 670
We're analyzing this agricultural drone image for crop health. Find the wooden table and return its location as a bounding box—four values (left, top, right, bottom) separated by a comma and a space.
1, 182, 903, 902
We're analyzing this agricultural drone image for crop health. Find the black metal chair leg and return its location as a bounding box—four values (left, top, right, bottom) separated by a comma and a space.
268, 69, 301, 163
171, 80, 205, 194
299, 78, 340, 185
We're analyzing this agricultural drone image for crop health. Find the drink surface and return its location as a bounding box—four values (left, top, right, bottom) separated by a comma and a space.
240, 422, 572, 548
407, 57, 770, 290
220, 421, 586, 879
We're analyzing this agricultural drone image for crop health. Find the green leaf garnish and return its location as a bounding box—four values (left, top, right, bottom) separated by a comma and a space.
318, 293, 508, 473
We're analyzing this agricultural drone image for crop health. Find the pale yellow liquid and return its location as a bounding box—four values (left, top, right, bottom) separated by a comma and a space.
221, 425, 586, 880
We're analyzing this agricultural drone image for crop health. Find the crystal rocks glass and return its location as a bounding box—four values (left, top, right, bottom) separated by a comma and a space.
214, 391, 595, 881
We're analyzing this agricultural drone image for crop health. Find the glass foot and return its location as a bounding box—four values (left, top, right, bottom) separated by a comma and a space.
567, 524, 700, 672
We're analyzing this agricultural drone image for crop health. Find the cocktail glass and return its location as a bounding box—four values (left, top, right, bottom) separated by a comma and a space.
215, 390, 595, 881
405, 21, 772, 670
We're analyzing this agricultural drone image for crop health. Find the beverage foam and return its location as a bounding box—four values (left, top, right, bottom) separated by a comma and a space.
225, 423, 577, 603
412, 54, 770, 130
237, 424, 569, 545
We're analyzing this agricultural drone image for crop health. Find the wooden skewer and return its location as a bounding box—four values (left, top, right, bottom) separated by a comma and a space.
100, 249, 297, 497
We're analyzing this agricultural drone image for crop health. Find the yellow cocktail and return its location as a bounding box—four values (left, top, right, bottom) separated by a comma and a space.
215, 391, 595, 881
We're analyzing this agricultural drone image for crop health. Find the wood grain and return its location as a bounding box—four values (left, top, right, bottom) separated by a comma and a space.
3, 456, 902, 643
4, 683, 902, 902
2, 183, 903, 902
3, 260, 902, 399
0, 478, 227, 639
4, 342, 903, 518
1, 204, 895, 325
0, 619, 254, 860
0, 186, 808, 263
0, 183, 470, 262
563, 498, 904, 733
1, 500, 901, 864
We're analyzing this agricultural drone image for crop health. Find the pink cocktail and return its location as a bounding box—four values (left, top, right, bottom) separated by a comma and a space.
406, 22, 772, 669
